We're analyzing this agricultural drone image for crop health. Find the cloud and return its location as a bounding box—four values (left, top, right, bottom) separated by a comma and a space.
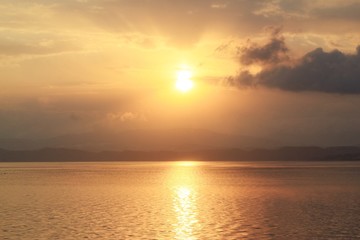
44, 0, 309, 47
2, 0, 359, 52
107, 112, 147, 123
313, 2, 360, 21
239, 28, 289, 66
0, 39, 79, 56
228, 33, 360, 94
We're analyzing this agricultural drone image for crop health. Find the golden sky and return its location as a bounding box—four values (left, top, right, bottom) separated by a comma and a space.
1, 0, 360, 146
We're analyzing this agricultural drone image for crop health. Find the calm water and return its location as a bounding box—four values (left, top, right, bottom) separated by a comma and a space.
1, 161, 360, 240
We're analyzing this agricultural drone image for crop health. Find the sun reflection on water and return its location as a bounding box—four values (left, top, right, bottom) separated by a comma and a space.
173, 186, 198, 239
174, 161, 201, 167
168, 162, 200, 239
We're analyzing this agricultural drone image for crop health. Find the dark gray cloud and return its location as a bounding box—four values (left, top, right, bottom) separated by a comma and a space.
239, 29, 289, 65
229, 36, 360, 94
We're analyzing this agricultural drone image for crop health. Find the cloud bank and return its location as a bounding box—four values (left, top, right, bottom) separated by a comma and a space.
229, 35, 360, 94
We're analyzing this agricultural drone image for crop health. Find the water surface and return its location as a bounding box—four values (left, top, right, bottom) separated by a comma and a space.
1, 161, 360, 239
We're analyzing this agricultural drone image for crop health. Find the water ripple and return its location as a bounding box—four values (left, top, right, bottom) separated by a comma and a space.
1, 162, 360, 239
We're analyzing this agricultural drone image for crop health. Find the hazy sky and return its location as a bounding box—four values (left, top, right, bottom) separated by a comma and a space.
1, 0, 360, 145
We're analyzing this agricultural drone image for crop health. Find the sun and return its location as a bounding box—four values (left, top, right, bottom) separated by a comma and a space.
175, 69, 194, 93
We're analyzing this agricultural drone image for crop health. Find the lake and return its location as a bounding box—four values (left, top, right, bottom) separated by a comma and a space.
1, 161, 360, 239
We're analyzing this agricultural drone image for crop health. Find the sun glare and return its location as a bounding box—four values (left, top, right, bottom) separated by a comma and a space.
175, 161, 200, 167
176, 69, 194, 93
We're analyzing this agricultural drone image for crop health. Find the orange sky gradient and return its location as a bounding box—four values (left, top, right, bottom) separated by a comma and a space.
1, 0, 360, 146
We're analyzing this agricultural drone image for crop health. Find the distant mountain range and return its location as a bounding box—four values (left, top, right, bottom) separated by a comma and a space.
1, 146, 360, 162
0, 129, 282, 151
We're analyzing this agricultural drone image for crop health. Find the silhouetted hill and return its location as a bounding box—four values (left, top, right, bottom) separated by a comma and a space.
1, 146, 360, 162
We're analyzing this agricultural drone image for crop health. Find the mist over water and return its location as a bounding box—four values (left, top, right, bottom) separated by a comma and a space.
1, 161, 360, 239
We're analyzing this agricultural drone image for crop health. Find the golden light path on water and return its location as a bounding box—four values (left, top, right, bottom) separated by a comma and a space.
168, 161, 201, 239
1, 161, 360, 239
